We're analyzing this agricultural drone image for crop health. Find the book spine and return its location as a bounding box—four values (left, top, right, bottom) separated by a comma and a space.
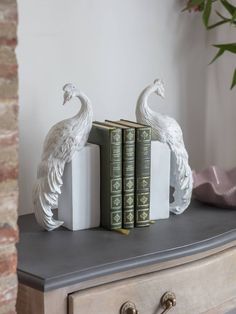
109, 128, 122, 229
88, 126, 122, 230
122, 128, 135, 229
135, 127, 152, 227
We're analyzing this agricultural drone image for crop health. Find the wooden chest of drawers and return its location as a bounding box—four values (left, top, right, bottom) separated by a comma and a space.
69, 248, 236, 314
17, 201, 236, 314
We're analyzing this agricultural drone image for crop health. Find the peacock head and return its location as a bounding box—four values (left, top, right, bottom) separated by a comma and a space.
62, 83, 80, 105
153, 79, 165, 98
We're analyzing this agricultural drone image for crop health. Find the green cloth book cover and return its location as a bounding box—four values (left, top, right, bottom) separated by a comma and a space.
117, 120, 152, 227
105, 121, 135, 229
88, 123, 122, 230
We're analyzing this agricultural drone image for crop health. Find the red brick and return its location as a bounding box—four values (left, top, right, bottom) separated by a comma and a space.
0, 0, 16, 5
0, 191, 18, 224
0, 274, 17, 307
0, 1, 17, 24
0, 302, 16, 314
0, 131, 18, 146
0, 285, 17, 305
0, 102, 18, 131
0, 46, 17, 66
0, 143, 18, 171
0, 98, 17, 107
0, 65, 17, 79
0, 0, 17, 4
0, 164, 18, 182
0, 0, 18, 311
0, 38, 17, 47
0, 285, 17, 307
0, 140, 18, 161
0, 23, 16, 41
3, 310, 16, 314
0, 79, 17, 100
0, 182, 18, 197
0, 224, 18, 245
0, 252, 17, 276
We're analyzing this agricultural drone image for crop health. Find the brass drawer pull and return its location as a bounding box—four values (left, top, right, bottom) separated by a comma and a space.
160, 292, 176, 313
120, 292, 176, 314
120, 301, 139, 314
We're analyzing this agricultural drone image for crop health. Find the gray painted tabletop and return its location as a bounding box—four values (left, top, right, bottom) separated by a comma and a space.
17, 200, 236, 292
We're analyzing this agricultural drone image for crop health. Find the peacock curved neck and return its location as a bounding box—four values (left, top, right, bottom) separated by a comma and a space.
70, 92, 93, 130
136, 84, 156, 120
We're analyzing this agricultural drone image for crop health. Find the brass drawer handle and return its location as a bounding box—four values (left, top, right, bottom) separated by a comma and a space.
120, 301, 139, 314
120, 292, 176, 314
160, 292, 176, 313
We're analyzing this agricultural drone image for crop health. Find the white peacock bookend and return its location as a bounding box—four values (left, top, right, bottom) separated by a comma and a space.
33, 83, 93, 231
136, 79, 193, 214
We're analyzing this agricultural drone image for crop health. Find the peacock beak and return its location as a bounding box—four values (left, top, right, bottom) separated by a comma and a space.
155, 90, 165, 99
62, 91, 71, 105
62, 99, 66, 105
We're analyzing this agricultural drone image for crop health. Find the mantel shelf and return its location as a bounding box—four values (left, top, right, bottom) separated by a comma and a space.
17, 200, 236, 292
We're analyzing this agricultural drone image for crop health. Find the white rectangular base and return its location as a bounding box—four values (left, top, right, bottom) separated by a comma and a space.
58, 144, 100, 231
150, 141, 170, 220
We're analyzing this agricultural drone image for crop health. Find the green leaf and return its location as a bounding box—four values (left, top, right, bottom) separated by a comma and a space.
214, 10, 236, 24
209, 47, 225, 64
231, 10, 236, 23
189, 0, 205, 5
230, 68, 236, 89
208, 19, 230, 29
199, 2, 206, 11
203, 3, 236, 29
203, 0, 212, 27
210, 43, 236, 64
213, 43, 236, 54
220, 0, 236, 16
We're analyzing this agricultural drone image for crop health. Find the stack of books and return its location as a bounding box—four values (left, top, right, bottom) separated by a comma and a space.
88, 120, 152, 230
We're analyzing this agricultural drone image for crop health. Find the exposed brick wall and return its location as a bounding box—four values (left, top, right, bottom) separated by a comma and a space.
0, 0, 18, 313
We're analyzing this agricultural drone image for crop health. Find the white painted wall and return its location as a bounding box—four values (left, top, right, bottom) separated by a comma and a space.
205, 19, 236, 169
17, 0, 207, 215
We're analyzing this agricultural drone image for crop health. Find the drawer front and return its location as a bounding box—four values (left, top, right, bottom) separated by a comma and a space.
69, 247, 236, 314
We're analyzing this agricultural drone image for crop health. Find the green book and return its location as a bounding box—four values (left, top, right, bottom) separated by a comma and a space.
117, 120, 152, 227
105, 121, 135, 229
88, 122, 122, 230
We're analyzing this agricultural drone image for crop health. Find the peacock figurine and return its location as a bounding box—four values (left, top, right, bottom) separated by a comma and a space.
33, 83, 93, 231
136, 79, 193, 214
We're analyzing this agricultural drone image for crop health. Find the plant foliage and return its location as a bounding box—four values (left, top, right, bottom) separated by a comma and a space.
184, 0, 236, 89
